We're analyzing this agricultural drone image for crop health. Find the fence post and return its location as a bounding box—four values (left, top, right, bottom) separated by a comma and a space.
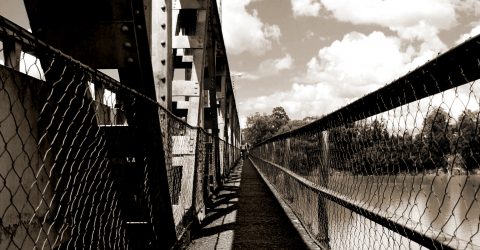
317, 131, 330, 248
3, 38, 21, 70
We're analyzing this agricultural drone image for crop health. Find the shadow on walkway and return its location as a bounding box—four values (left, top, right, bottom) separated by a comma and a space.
232, 159, 308, 249
188, 159, 308, 250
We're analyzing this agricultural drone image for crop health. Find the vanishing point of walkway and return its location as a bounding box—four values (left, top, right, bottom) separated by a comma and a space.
188, 159, 308, 249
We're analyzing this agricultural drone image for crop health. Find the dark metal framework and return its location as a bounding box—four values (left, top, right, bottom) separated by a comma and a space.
0, 0, 241, 249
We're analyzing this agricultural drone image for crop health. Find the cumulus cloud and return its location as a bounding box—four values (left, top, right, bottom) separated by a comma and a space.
238, 0, 480, 124
222, 0, 281, 55
234, 54, 295, 83
317, 0, 467, 53
241, 30, 449, 123
229, 54, 295, 86
239, 82, 346, 121
256, 54, 295, 77
320, 0, 456, 31
453, 0, 480, 16
455, 22, 480, 45
306, 31, 413, 98
291, 0, 322, 17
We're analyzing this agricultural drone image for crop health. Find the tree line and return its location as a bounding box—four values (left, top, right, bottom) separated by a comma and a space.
244, 107, 480, 175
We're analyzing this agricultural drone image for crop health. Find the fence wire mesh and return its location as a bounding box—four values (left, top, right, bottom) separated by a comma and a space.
250, 35, 480, 250
158, 110, 241, 238
0, 15, 241, 249
0, 18, 129, 250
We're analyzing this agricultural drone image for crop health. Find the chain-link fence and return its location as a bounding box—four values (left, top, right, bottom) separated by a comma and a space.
159, 109, 241, 239
250, 35, 480, 250
0, 15, 241, 249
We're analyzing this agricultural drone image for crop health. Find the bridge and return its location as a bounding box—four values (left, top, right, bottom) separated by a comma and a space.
0, 0, 479, 249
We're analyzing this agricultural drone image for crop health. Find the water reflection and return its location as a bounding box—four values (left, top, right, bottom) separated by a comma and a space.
326, 174, 480, 249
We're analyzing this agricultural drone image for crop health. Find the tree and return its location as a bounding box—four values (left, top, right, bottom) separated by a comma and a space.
271, 107, 290, 131
276, 119, 309, 134
242, 107, 292, 145
455, 110, 480, 171
419, 107, 451, 170
242, 112, 274, 145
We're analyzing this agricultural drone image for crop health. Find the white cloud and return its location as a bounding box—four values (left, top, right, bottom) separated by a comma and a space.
306, 31, 412, 98
222, 0, 281, 55
453, 0, 480, 16
239, 82, 346, 120
320, 0, 457, 31
236, 0, 480, 126
273, 54, 294, 71
318, 0, 461, 52
230, 54, 294, 84
455, 22, 480, 45
263, 24, 282, 43
230, 54, 295, 84
242, 30, 449, 120
231, 71, 260, 80
257, 54, 294, 77
291, 0, 322, 17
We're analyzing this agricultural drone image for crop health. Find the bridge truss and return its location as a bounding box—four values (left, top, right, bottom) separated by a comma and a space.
0, 0, 240, 249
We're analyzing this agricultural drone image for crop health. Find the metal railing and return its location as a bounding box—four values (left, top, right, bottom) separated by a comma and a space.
0, 15, 240, 249
250, 34, 480, 249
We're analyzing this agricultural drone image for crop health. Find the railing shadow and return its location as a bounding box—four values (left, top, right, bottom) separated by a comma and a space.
192, 164, 242, 240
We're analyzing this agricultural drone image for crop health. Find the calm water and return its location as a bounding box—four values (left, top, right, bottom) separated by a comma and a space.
326, 174, 480, 249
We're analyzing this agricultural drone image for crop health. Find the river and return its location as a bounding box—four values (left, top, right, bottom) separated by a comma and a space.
325, 173, 480, 249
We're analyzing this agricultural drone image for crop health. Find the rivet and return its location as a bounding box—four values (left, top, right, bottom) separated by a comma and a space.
161, 6, 166, 11
135, 10, 140, 15
121, 25, 129, 32
161, 40, 166, 47
124, 42, 132, 48
161, 77, 166, 83
161, 23, 166, 29
137, 25, 142, 30
127, 58, 134, 63
161, 59, 166, 65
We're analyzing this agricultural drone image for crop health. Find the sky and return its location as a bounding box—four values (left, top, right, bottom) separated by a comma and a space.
1, 0, 480, 129
219, 0, 480, 127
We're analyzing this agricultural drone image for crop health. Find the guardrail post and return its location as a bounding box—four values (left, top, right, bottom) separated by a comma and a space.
317, 131, 330, 248
3, 38, 21, 70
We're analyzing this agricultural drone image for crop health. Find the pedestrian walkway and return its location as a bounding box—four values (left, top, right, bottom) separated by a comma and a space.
188, 159, 308, 249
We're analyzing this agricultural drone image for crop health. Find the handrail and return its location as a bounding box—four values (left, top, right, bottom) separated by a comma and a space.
254, 34, 480, 147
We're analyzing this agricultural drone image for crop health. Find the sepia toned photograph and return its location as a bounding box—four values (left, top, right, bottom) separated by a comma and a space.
0, 0, 479, 249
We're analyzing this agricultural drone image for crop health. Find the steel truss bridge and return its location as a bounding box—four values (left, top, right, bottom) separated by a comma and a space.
1, 0, 480, 249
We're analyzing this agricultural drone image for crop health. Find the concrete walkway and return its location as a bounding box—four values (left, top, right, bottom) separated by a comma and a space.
188, 159, 308, 250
